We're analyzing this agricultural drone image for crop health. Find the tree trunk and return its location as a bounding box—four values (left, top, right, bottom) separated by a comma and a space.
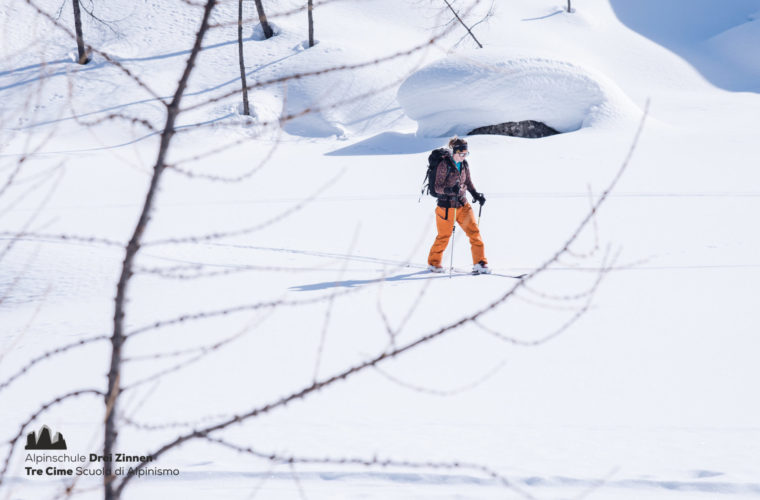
253, 0, 274, 39
308, 0, 314, 47
105, 1, 218, 498
567, 0, 572, 12
238, 0, 250, 115
71, 0, 88, 64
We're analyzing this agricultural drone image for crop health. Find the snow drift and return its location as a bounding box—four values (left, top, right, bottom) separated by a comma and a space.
397, 50, 639, 137
706, 11, 760, 81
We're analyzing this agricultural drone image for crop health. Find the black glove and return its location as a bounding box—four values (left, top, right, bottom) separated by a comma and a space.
473, 192, 486, 205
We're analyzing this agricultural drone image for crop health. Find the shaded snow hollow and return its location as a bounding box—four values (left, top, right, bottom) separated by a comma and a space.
397, 51, 639, 137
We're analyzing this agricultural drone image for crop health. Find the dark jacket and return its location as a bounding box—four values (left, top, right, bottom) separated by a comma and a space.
433, 155, 478, 208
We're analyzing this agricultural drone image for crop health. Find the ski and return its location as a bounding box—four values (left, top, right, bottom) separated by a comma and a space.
490, 272, 527, 279
445, 267, 526, 279
420, 264, 525, 279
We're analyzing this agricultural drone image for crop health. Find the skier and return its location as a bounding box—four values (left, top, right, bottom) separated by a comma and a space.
427, 137, 491, 274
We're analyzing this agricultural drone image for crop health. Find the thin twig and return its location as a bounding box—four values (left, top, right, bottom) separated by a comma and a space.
143, 169, 344, 246
121, 310, 274, 391
0, 335, 108, 394
313, 225, 360, 382
443, 0, 484, 48
203, 436, 535, 500
372, 359, 508, 397
22, 0, 162, 101
179, 1, 480, 114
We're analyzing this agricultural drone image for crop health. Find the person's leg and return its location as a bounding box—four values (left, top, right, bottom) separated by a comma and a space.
456, 204, 487, 265
427, 206, 455, 267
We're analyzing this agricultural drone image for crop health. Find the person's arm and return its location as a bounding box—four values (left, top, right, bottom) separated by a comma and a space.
465, 163, 478, 196
465, 163, 486, 204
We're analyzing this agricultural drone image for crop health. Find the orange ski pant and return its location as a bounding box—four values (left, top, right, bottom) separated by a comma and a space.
427, 203, 487, 267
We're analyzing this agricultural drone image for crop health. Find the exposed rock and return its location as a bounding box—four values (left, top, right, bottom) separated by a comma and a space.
468, 120, 560, 138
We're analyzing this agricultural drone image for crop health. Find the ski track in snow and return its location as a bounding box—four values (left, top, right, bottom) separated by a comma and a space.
6, 470, 760, 498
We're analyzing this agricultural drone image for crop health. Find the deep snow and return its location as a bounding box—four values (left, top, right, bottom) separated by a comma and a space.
1, 0, 760, 499
397, 50, 639, 135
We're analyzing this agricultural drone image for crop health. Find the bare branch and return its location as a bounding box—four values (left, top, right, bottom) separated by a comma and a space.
289, 462, 309, 500
125, 290, 357, 339
372, 359, 508, 396
121, 310, 274, 391
143, 169, 344, 246
0, 335, 107, 395
202, 436, 536, 500
0, 166, 65, 263
0, 232, 124, 248
22, 0, 162, 102
0, 163, 65, 220
453, 0, 494, 48
312, 225, 360, 382
124, 309, 275, 364
565, 184, 601, 259
106, 3, 219, 498
179, 3, 478, 115
122, 412, 235, 432
78, 0, 124, 36
167, 126, 283, 183
207, 0, 341, 29
475, 251, 616, 346
376, 280, 396, 344
443, 0, 484, 48
75, 113, 158, 133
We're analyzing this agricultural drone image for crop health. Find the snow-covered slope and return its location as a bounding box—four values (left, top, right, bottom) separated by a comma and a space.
2, 1, 760, 499
609, 0, 760, 91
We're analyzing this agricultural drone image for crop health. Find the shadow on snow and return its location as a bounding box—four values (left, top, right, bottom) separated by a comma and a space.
609, 0, 760, 92
289, 270, 476, 292
326, 132, 444, 156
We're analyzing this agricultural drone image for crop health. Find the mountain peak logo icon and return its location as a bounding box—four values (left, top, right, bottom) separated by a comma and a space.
25, 425, 67, 450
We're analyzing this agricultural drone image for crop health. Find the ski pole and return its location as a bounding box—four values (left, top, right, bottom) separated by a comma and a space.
449, 208, 457, 278
477, 202, 482, 226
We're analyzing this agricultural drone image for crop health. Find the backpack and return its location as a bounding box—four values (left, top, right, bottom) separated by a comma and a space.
420, 148, 452, 200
